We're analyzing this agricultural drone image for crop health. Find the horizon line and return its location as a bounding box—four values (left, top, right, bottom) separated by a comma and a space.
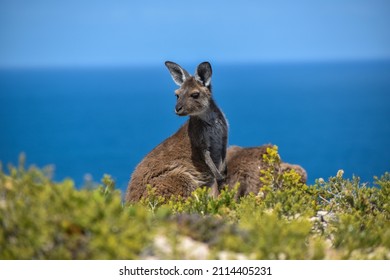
1, 57, 390, 70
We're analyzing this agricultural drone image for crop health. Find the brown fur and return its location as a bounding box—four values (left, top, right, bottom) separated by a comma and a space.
226, 145, 307, 198
126, 123, 215, 201
280, 162, 307, 183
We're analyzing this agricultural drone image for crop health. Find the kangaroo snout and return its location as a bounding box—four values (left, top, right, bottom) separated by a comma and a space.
175, 104, 185, 115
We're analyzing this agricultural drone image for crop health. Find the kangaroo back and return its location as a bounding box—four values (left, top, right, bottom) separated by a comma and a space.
226, 145, 307, 198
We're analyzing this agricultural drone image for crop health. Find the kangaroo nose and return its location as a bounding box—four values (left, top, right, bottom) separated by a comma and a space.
175, 105, 183, 114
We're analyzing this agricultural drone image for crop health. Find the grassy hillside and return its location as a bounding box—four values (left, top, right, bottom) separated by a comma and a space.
1, 150, 389, 259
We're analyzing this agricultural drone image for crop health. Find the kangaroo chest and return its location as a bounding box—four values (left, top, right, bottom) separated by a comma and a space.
188, 115, 227, 166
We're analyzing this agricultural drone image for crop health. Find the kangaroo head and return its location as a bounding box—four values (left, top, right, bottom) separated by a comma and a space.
165, 61, 213, 116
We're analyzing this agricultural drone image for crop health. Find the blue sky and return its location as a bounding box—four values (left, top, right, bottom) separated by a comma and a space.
1, 0, 389, 67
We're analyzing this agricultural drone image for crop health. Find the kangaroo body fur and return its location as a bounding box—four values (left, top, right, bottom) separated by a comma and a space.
226, 145, 307, 198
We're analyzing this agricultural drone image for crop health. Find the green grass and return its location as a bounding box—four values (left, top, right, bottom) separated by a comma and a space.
1, 151, 389, 259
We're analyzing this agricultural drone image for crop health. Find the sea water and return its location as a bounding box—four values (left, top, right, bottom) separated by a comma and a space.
0, 61, 389, 191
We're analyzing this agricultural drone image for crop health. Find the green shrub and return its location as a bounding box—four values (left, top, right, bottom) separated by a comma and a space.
0, 153, 389, 259
0, 157, 154, 259
257, 146, 319, 218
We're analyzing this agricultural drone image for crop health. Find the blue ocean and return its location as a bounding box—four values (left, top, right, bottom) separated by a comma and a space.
0, 61, 389, 191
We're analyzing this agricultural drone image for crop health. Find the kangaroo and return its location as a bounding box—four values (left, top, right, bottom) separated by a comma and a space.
226, 145, 307, 198
125, 61, 228, 202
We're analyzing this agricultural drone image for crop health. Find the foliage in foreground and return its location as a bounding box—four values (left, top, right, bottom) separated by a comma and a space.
0, 151, 389, 259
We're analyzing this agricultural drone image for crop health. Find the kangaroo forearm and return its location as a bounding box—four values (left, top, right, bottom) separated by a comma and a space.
204, 150, 224, 180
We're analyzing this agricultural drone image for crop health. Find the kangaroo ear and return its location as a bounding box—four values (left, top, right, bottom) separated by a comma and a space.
195, 62, 212, 87
165, 61, 190, 86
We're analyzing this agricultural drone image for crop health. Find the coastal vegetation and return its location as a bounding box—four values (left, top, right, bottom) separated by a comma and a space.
1, 150, 389, 259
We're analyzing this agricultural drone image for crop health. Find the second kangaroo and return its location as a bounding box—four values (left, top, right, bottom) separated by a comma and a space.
126, 61, 228, 202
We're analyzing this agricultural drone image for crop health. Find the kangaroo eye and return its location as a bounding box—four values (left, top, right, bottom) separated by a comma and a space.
191, 92, 200, 99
